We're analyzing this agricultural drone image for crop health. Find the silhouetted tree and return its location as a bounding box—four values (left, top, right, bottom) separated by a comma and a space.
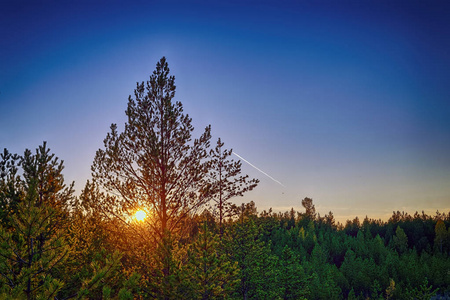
92, 57, 212, 242
207, 138, 258, 234
0, 149, 23, 227
324, 211, 336, 230
301, 197, 316, 220
91, 57, 216, 299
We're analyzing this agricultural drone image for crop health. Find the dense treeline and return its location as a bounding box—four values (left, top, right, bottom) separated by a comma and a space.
1, 152, 449, 299
1, 58, 449, 299
257, 203, 450, 299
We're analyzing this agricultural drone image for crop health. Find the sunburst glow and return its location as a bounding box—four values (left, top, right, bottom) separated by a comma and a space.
134, 210, 146, 221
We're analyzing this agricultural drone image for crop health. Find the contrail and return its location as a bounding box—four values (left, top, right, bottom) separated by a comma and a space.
233, 152, 285, 187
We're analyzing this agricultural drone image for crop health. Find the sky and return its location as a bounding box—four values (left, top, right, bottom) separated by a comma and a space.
1, 0, 449, 223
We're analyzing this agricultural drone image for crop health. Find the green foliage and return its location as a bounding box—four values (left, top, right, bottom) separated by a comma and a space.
308, 266, 342, 300
392, 225, 409, 254
0, 199, 68, 299
225, 219, 280, 299
181, 222, 239, 299
263, 199, 450, 299
0, 143, 73, 299
278, 246, 309, 299
403, 277, 438, 300
0, 143, 134, 299
146, 233, 186, 299
347, 288, 357, 300
3, 146, 447, 299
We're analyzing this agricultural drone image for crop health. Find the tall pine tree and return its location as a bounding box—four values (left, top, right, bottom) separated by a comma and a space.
0, 143, 73, 299
91, 57, 214, 298
92, 57, 212, 241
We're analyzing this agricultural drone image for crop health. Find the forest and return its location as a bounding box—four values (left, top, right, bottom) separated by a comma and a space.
1, 58, 449, 300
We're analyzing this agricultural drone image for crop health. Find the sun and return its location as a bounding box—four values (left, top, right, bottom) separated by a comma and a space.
134, 210, 146, 221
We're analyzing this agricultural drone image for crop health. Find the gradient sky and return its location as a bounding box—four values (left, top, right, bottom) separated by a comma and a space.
1, 0, 449, 223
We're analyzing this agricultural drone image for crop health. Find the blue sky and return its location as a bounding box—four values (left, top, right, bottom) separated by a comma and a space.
1, 0, 449, 223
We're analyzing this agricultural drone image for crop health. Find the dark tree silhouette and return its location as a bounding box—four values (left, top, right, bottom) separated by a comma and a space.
302, 197, 316, 220
207, 138, 258, 234
92, 57, 212, 241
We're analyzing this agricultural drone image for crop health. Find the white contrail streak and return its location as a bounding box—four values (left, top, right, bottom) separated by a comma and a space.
233, 152, 285, 187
